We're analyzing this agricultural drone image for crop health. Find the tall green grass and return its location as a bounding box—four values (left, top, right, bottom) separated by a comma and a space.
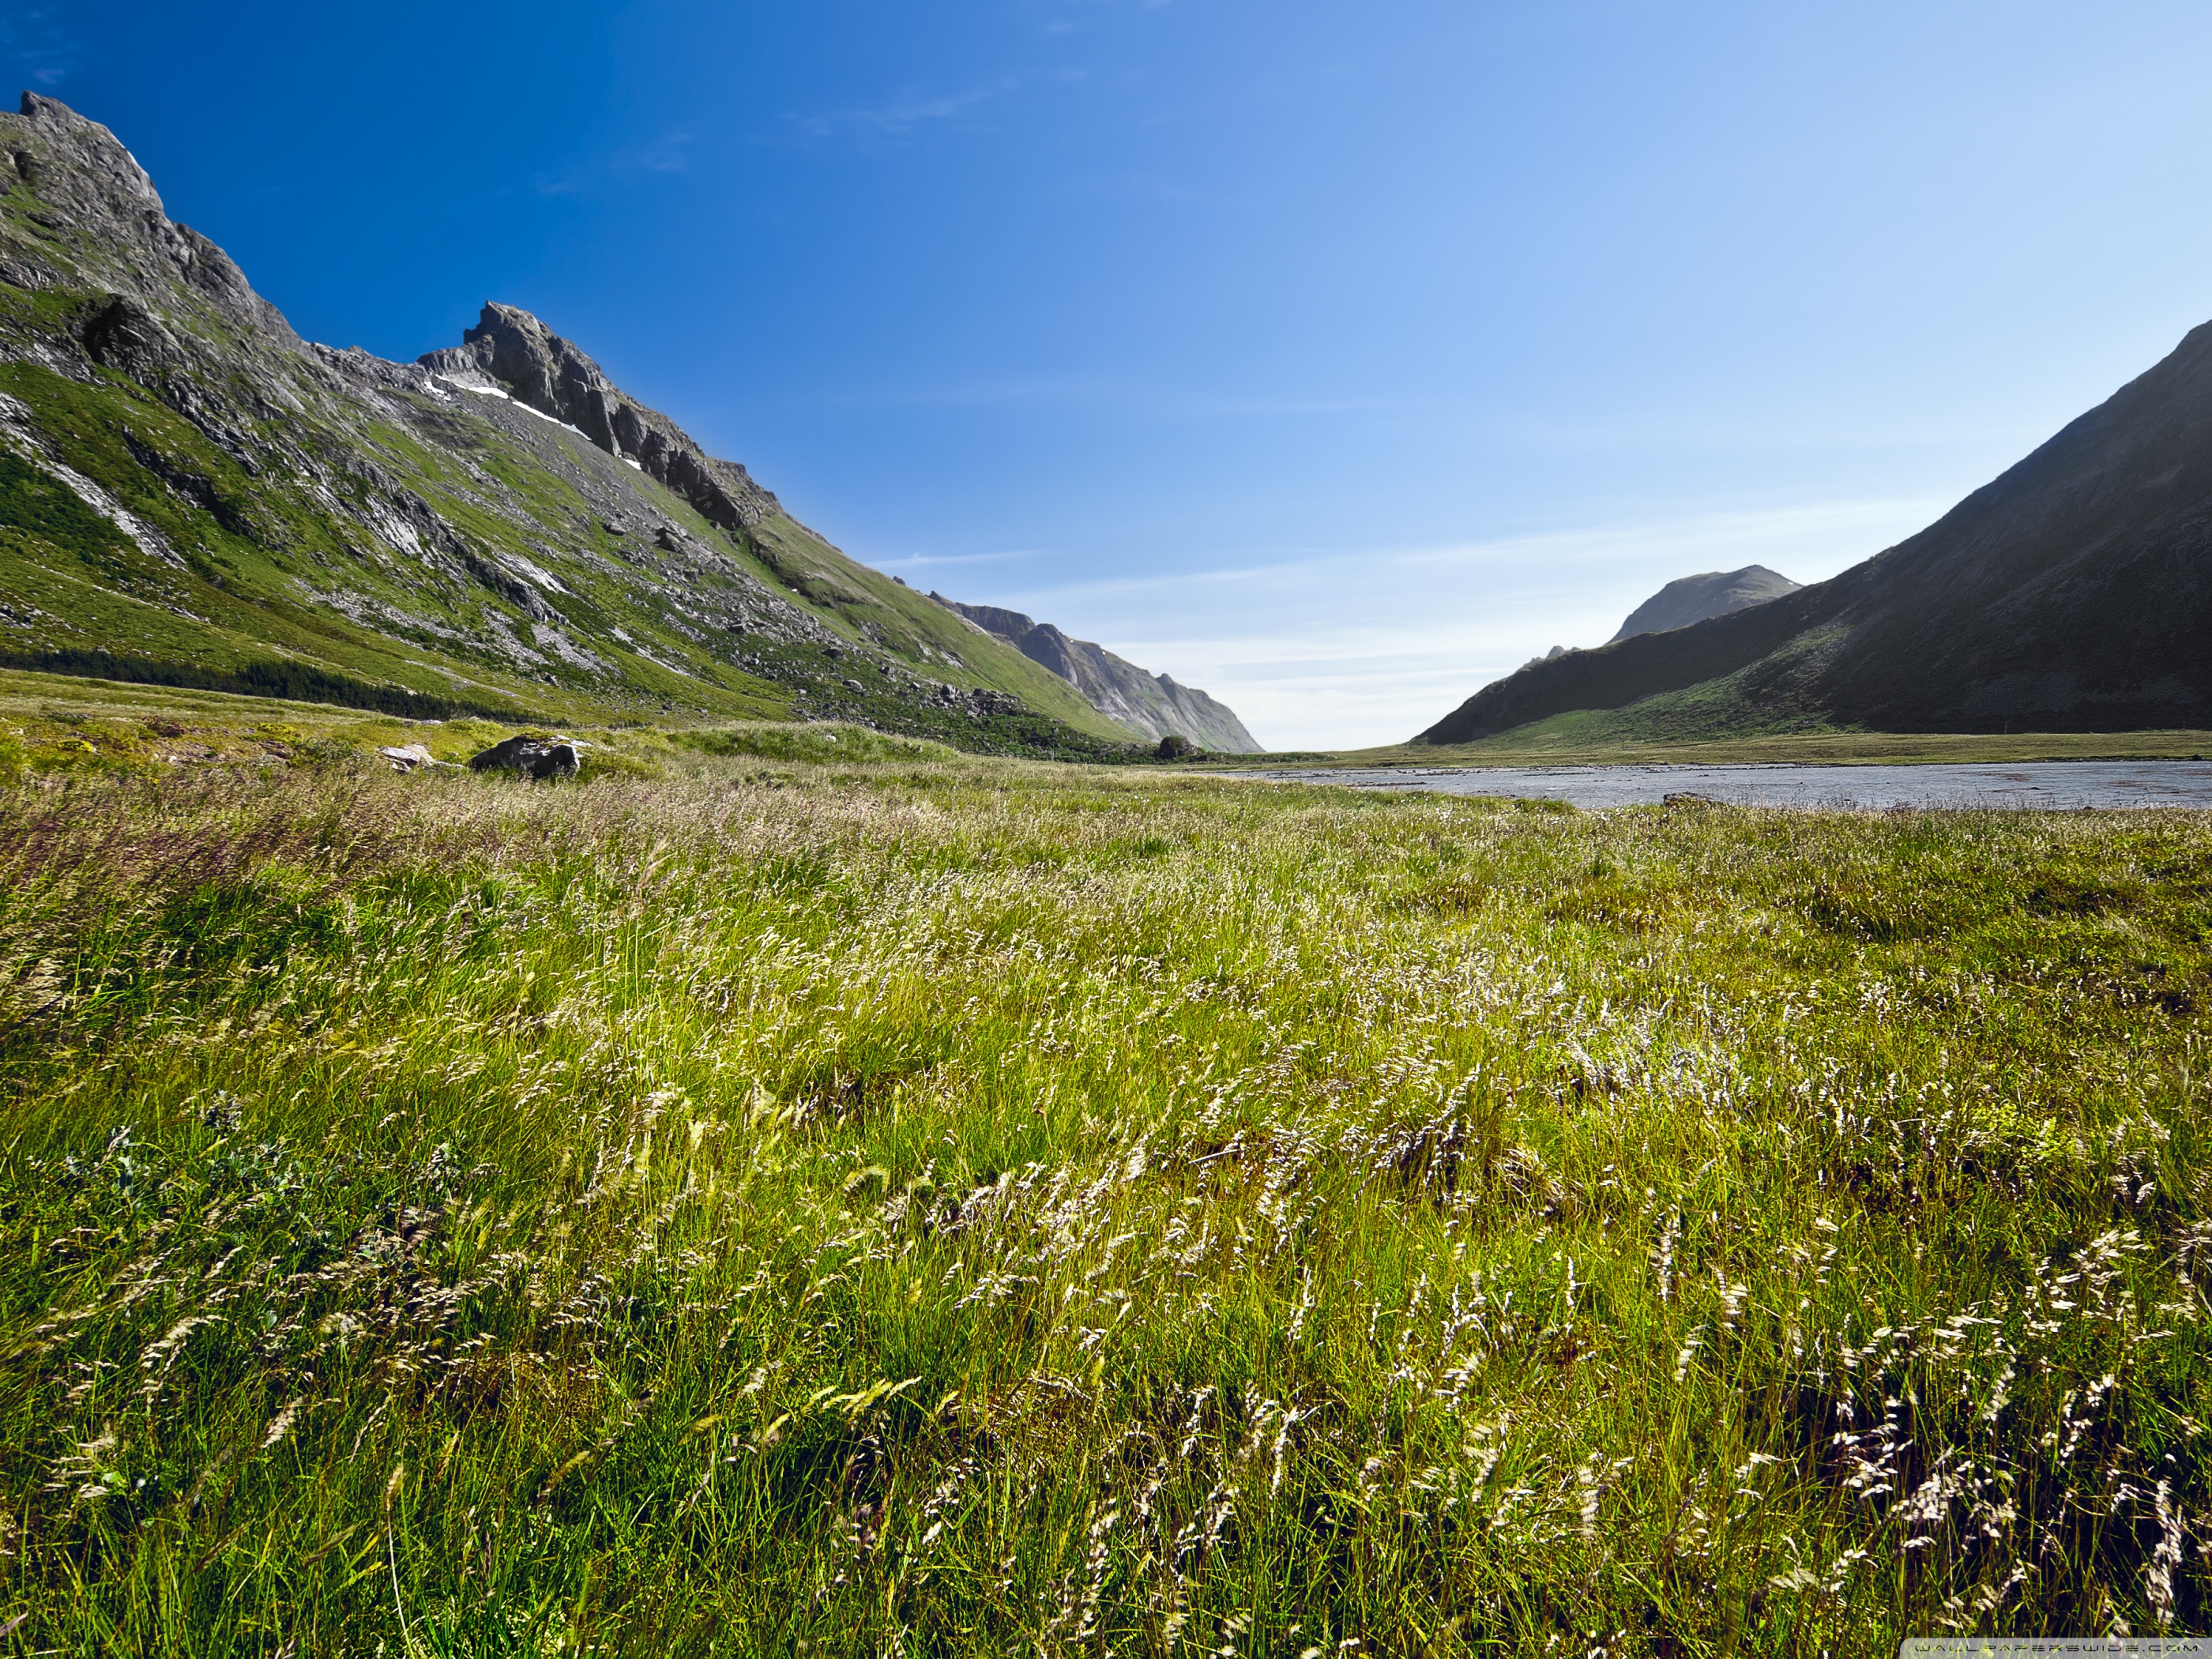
0, 754, 2206, 1654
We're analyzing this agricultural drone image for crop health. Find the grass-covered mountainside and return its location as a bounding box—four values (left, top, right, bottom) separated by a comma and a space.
0, 94, 1137, 758
2, 709, 2210, 1652
1420, 322, 2212, 745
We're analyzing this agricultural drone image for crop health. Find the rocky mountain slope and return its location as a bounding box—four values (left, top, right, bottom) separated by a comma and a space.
0, 93, 1138, 754
935, 598, 1261, 751
1420, 322, 2212, 744
1607, 564, 1800, 643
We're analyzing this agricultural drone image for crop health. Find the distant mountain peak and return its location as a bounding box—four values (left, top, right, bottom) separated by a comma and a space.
934, 595, 1262, 751
1608, 565, 1801, 644
1417, 322, 2212, 743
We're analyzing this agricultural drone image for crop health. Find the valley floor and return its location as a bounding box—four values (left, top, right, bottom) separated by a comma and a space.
2, 689, 2209, 1653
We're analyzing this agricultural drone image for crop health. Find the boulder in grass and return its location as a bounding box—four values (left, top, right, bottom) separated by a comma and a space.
378, 743, 437, 773
467, 735, 581, 781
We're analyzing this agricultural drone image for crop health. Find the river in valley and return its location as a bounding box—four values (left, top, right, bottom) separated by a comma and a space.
1250, 760, 2212, 810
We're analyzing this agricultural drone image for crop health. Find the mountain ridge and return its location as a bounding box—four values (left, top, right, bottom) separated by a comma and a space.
0, 93, 1143, 754
935, 597, 1261, 752
1418, 321, 2212, 744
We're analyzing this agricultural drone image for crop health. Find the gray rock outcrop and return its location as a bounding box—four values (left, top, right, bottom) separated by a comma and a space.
934, 598, 1262, 752
7, 94, 299, 350
419, 305, 780, 538
468, 735, 581, 780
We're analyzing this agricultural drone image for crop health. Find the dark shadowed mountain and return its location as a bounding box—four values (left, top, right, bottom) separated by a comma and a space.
1420, 322, 2212, 744
1608, 565, 1801, 644
935, 598, 1261, 751
0, 94, 1138, 754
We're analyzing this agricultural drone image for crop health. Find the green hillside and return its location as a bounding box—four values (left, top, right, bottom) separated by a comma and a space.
0, 94, 1134, 757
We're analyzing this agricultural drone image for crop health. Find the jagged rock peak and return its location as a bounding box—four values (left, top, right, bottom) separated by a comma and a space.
946, 601, 1040, 639
427, 304, 620, 437
420, 303, 779, 536
1, 92, 294, 346
16, 92, 162, 211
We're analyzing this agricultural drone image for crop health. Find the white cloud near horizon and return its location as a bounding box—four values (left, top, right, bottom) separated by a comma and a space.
875, 547, 1040, 570
962, 498, 1944, 750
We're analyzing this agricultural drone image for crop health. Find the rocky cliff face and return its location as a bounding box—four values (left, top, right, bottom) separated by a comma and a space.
420, 305, 781, 539
0, 94, 1139, 754
1419, 322, 2212, 744
1607, 565, 1800, 643
935, 597, 1262, 751
2, 96, 296, 352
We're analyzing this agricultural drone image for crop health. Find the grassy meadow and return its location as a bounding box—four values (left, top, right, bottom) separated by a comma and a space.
2, 717, 2210, 1654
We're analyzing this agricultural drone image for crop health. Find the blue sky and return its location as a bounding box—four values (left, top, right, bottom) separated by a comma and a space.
14, 2, 2212, 747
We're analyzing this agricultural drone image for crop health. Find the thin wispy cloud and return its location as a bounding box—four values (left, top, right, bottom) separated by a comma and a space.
790, 374, 1414, 417
799, 374, 1121, 410
534, 131, 694, 196
1065, 170, 1220, 207
0, 6, 77, 88
1037, 0, 1175, 34
786, 83, 1009, 145
875, 547, 1039, 570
